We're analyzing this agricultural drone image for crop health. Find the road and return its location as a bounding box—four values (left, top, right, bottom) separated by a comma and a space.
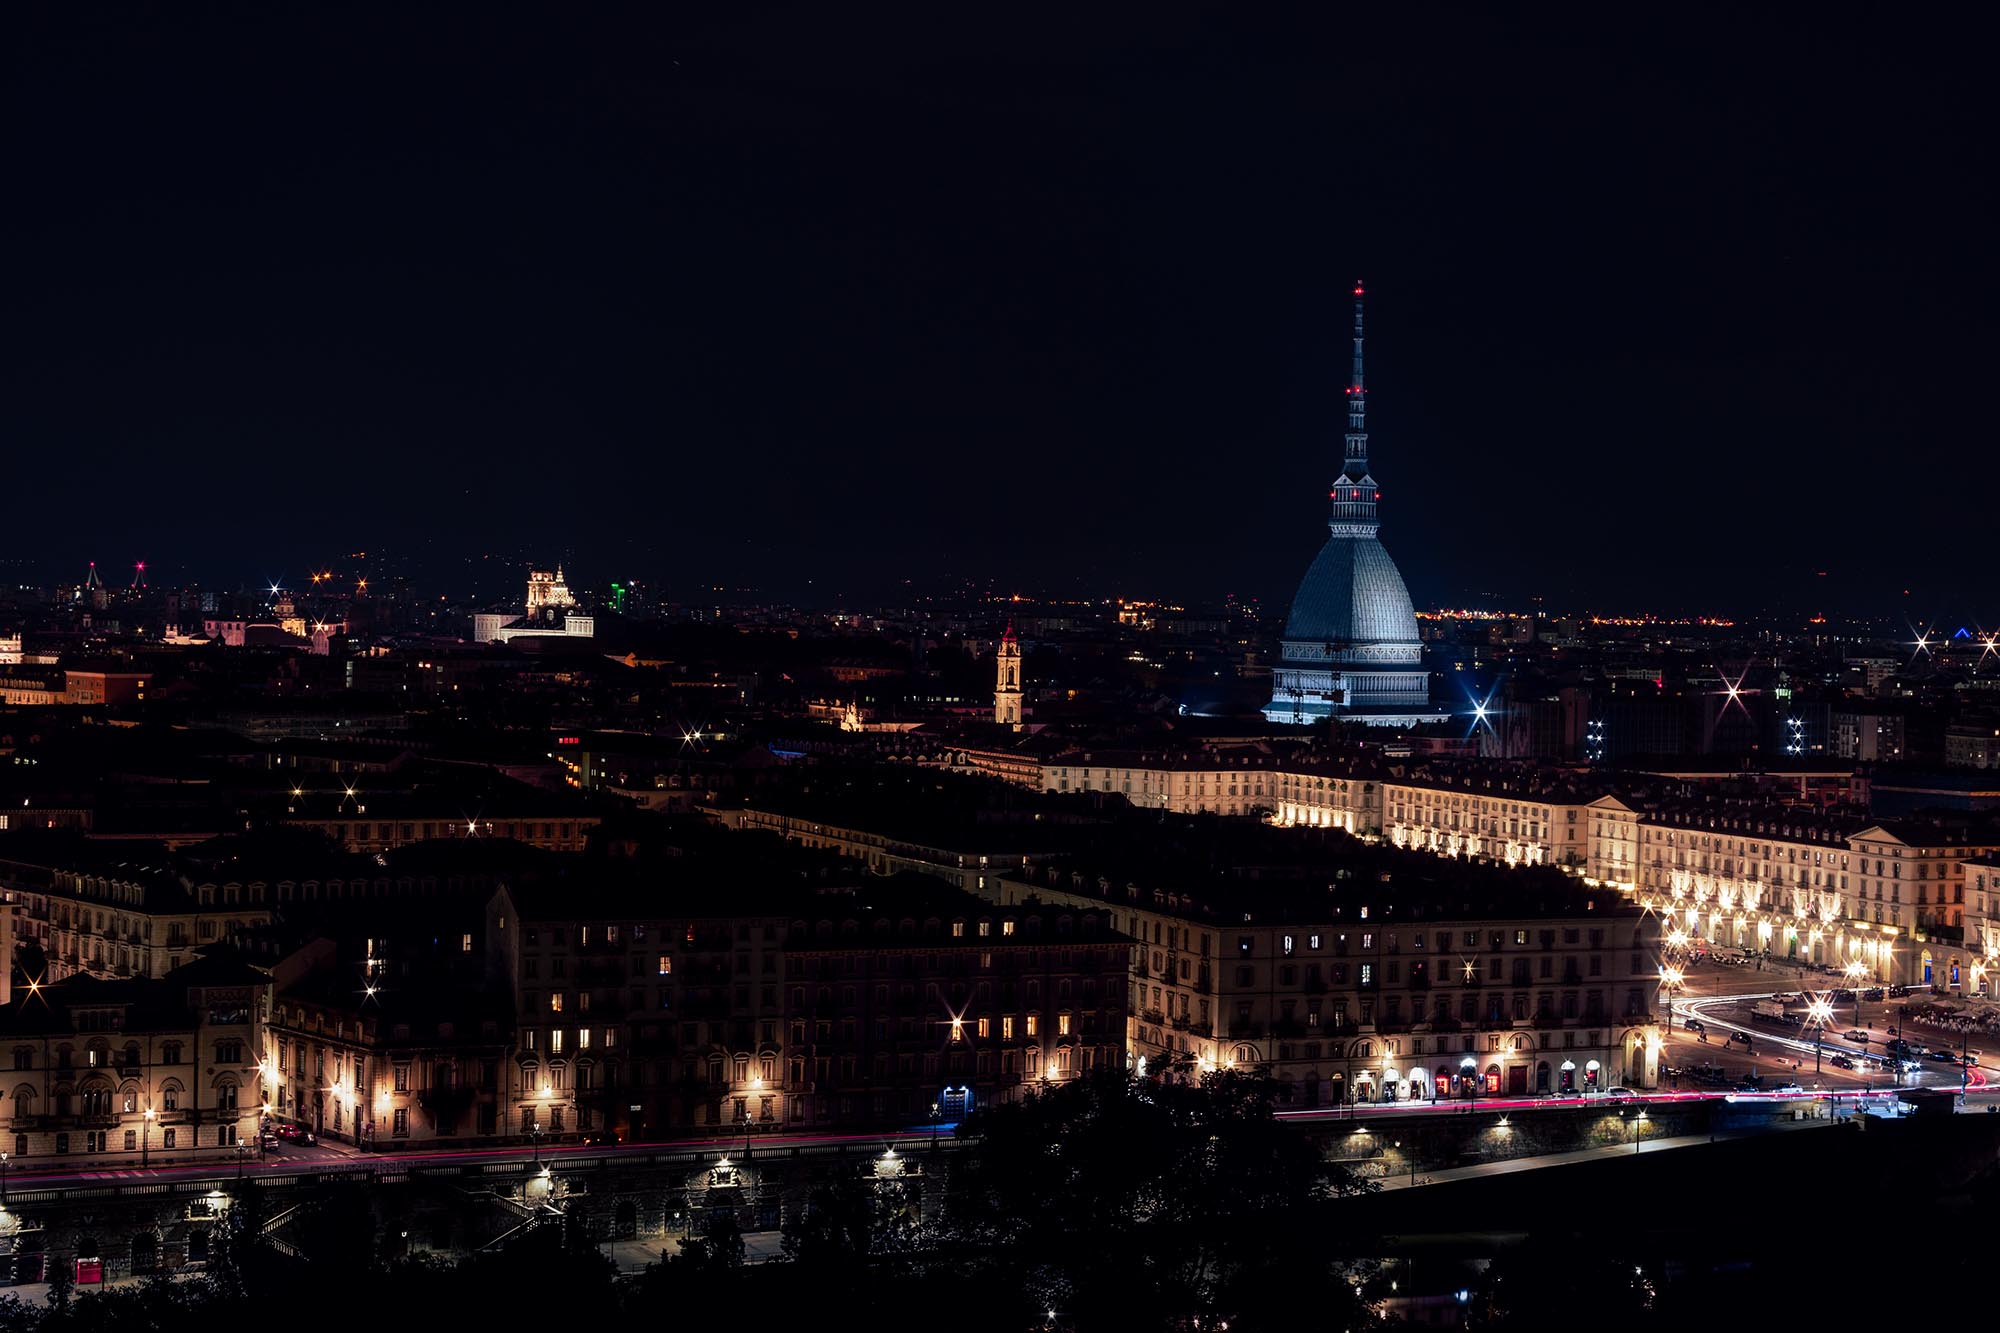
1663, 955, 1992, 1101
0, 1123, 957, 1195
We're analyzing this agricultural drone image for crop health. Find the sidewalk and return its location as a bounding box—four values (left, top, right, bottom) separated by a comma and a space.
1372, 1120, 1829, 1190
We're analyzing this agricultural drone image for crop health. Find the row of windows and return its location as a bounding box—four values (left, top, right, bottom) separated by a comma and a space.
1250, 927, 1608, 957
10, 1041, 209, 1071
11, 1123, 233, 1156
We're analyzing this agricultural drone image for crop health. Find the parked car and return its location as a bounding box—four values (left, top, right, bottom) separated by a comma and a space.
1843, 1030, 1870, 1042
1863, 987, 1885, 1001
1772, 1083, 1806, 1096
1601, 1087, 1640, 1101
1930, 1049, 1960, 1063
1888, 985, 1911, 998
1830, 1054, 1856, 1070
265, 1121, 316, 1146
1833, 989, 1857, 1002
1685, 1019, 1707, 1034
1729, 1031, 1753, 1045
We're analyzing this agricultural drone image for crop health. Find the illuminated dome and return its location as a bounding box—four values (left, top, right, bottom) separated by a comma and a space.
1281, 533, 1420, 656
1263, 282, 1436, 726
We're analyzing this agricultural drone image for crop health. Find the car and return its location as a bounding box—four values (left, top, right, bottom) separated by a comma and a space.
1844, 1030, 1870, 1042
1601, 1087, 1640, 1100
1833, 988, 1857, 1002
1863, 987, 1885, 1001
264, 1121, 316, 1146
1685, 1019, 1707, 1034
1772, 1083, 1806, 1096
1830, 1054, 1856, 1070
1889, 985, 1911, 998
1930, 1049, 1960, 1063
1729, 1031, 1753, 1044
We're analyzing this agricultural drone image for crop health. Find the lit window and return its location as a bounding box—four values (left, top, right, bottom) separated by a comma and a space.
1002, 921, 1016, 937
952, 921, 965, 938
461, 933, 473, 953
1026, 1015, 1039, 1037
658, 955, 672, 975
551, 1030, 564, 1054
550, 994, 563, 1013
1058, 1013, 1071, 1036
1002, 1016, 1015, 1040
578, 1029, 591, 1050
977, 1017, 990, 1038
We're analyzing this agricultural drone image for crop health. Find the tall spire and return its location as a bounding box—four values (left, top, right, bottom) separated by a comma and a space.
1328, 280, 1378, 533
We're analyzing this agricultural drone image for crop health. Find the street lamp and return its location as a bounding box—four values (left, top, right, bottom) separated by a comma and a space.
1658, 962, 1685, 1032
530, 1121, 544, 1169
1631, 1110, 1649, 1154
1804, 994, 1836, 1075
1, 1151, 8, 1206
1844, 961, 1868, 1029
142, 1107, 156, 1169
929, 1100, 941, 1148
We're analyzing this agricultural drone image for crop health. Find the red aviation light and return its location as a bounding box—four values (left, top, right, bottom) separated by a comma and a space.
1353, 286, 1364, 296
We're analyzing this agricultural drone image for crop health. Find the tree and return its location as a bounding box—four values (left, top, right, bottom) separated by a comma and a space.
1468, 1241, 1655, 1329
945, 1068, 1381, 1331
674, 1210, 744, 1273
44, 1256, 73, 1312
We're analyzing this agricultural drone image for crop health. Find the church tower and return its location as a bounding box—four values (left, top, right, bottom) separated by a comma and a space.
994, 624, 1023, 729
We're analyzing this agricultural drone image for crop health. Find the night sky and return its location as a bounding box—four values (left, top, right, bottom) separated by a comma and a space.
6, 7, 1993, 614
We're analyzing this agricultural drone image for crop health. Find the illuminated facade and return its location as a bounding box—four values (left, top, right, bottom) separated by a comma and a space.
1382, 775, 1594, 869
995, 865, 1661, 1100
484, 878, 1121, 1142
993, 624, 1023, 728
0, 854, 275, 983
265, 991, 509, 1149
526, 566, 578, 613
1606, 800, 1997, 987
0, 957, 269, 1166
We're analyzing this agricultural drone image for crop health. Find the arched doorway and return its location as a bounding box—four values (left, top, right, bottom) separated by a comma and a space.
613, 1199, 638, 1240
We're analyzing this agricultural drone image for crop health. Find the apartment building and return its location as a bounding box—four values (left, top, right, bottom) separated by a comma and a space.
0, 955, 269, 1167
993, 852, 1660, 1104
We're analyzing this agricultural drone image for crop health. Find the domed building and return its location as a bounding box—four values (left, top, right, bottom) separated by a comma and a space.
1264, 284, 1437, 725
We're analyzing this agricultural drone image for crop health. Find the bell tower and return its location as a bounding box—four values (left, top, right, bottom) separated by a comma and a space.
994, 624, 1023, 729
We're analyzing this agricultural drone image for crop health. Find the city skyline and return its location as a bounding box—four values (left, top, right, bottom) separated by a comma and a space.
7, 9, 1994, 611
